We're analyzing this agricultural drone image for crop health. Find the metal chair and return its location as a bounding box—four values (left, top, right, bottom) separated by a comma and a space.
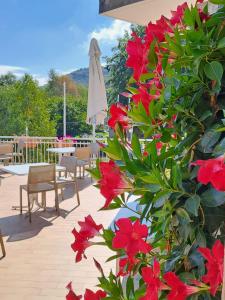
89, 142, 100, 167
13, 139, 25, 163
75, 146, 91, 178
20, 164, 59, 222
0, 143, 14, 165
0, 229, 6, 257
57, 156, 80, 206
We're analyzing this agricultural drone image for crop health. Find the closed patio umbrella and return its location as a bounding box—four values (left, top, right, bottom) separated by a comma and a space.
87, 38, 107, 141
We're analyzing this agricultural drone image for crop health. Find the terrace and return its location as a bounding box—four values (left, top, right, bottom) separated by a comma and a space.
0, 137, 117, 299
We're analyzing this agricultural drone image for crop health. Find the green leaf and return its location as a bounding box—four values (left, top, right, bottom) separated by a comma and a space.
139, 173, 160, 185
199, 129, 221, 153
204, 61, 223, 82
201, 188, 225, 207
217, 37, 225, 49
209, 0, 225, 4
213, 137, 225, 156
131, 133, 142, 159
176, 208, 191, 224
184, 195, 200, 217
126, 276, 134, 299
171, 164, 182, 188
153, 191, 171, 208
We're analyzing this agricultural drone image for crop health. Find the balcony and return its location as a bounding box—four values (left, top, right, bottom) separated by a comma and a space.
99, 0, 196, 25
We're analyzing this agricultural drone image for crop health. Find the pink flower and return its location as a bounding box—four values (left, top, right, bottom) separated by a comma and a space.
78, 215, 103, 239
192, 157, 225, 191
84, 289, 106, 300
170, 2, 188, 26
71, 216, 103, 262
71, 228, 91, 262
164, 272, 199, 300
108, 103, 130, 130
66, 282, 82, 300
112, 218, 152, 258
198, 240, 224, 296
126, 33, 149, 81
140, 260, 165, 300
117, 256, 140, 277
99, 160, 132, 208
132, 85, 160, 115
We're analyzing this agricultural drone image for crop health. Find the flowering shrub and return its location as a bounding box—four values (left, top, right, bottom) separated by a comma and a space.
56, 135, 76, 147
67, 1, 225, 299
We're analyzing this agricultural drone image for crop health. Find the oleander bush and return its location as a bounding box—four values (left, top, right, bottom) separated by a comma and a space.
67, 1, 225, 299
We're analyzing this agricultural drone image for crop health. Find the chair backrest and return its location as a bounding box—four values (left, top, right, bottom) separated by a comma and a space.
0, 143, 13, 155
75, 147, 91, 160
60, 156, 77, 173
17, 139, 25, 152
28, 164, 56, 185
89, 143, 100, 157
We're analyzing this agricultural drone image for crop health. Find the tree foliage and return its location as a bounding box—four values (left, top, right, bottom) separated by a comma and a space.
106, 25, 145, 104
0, 70, 91, 137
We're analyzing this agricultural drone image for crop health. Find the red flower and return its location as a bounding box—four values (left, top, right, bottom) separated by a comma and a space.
71, 216, 103, 262
132, 85, 160, 115
78, 215, 103, 239
117, 256, 140, 277
192, 157, 225, 191
112, 218, 152, 258
145, 22, 166, 46
108, 103, 129, 130
71, 228, 91, 262
84, 289, 106, 300
198, 240, 224, 296
156, 142, 163, 155
170, 2, 188, 26
126, 32, 149, 81
156, 16, 174, 35
198, 10, 210, 22
143, 151, 149, 157
66, 282, 82, 300
99, 160, 132, 208
164, 272, 199, 300
140, 260, 164, 300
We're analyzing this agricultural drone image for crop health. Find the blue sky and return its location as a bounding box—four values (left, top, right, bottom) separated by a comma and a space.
0, 0, 130, 85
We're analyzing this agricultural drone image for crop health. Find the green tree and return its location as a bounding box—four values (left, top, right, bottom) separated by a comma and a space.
106, 25, 144, 104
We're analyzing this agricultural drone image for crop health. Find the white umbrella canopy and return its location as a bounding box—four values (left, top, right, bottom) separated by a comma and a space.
87, 38, 108, 141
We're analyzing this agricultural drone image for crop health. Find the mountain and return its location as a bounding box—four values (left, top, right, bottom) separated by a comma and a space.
69, 67, 109, 86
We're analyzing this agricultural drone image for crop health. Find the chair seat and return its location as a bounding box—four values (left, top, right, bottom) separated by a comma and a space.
56, 177, 76, 186
0, 155, 13, 160
76, 159, 90, 166
21, 183, 55, 193
13, 152, 23, 156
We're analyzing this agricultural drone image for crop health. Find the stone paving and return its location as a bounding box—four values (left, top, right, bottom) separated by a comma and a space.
0, 169, 117, 299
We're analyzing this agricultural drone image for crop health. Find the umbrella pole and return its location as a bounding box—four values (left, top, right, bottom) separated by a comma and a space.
92, 121, 96, 143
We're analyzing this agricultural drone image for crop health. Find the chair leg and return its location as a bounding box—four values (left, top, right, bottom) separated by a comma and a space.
20, 186, 23, 214
0, 230, 6, 257
74, 178, 80, 206
28, 194, 32, 223
55, 188, 60, 216
41, 192, 46, 210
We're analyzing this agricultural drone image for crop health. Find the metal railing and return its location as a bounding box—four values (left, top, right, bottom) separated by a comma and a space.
0, 136, 106, 164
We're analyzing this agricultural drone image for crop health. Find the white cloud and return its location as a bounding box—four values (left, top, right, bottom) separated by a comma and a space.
0, 65, 27, 76
90, 20, 131, 43
83, 20, 131, 51
33, 74, 48, 86
0, 65, 48, 86
56, 68, 78, 75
